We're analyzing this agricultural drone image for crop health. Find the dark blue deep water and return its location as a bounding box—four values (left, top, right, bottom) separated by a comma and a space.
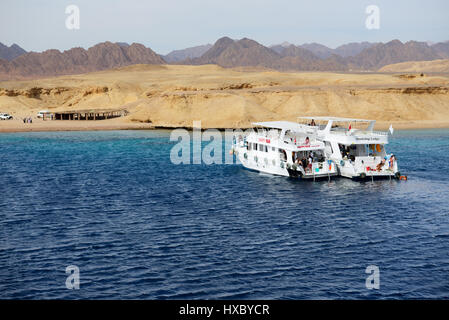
0, 129, 448, 299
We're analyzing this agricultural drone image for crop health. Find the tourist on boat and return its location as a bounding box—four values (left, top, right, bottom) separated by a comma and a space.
301, 157, 307, 170
296, 155, 303, 168
281, 149, 287, 161
389, 154, 396, 169
308, 154, 313, 172
376, 159, 386, 171
310, 119, 316, 126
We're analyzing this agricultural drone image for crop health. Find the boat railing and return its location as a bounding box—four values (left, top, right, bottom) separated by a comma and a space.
299, 159, 335, 175
371, 130, 389, 136
297, 124, 319, 135
354, 156, 395, 172
283, 138, 320, 148
329, 129, 388, 137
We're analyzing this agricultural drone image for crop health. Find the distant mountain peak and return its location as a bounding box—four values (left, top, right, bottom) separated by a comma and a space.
0, 42, 27, 61
280, 41, 293, 47
116, 42, 130, 47
164, 44, 213, 63
215, 36, 235, 46
387, 39, 403, 45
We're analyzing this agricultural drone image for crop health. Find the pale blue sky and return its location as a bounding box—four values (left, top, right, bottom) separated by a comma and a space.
1, 0, 448, 54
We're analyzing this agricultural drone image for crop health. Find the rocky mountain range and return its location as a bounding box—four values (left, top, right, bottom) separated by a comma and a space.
163, 44, 212, 63
1, 38, 448, 80
180, 37, 449, 72
346, 40, 447, 70
0, 43, 27, 61
270, 42, 377, 59
0, 42, 164, 80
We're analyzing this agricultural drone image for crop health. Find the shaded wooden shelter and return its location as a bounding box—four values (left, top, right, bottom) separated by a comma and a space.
51, 109, 127, 120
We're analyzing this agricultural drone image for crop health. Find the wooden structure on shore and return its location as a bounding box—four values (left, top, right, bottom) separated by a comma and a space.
51, 109, 127, 120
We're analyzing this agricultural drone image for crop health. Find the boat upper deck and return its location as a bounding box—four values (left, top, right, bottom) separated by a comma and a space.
297, 116, 390, 144
245, 121, 325, 151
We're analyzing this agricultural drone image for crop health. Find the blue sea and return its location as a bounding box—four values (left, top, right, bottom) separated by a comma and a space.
0, 129, 448, 299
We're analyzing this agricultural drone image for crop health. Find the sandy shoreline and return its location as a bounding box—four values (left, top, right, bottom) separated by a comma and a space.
1, 118, 449, 133
0, 118, 154, 133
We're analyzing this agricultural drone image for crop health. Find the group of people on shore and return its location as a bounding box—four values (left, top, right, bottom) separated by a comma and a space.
22, 117, 33, 124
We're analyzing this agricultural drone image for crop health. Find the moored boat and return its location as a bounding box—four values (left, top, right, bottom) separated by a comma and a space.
232, 121, 338, 180
297, 117, 400, 180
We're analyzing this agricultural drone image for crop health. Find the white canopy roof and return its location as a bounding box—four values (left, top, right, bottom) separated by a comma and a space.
252, 121, 301, 131
298, 116, 374, 123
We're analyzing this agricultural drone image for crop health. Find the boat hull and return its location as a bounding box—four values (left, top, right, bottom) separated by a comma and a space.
336, 160, 399, 180
234, 147, 338, 180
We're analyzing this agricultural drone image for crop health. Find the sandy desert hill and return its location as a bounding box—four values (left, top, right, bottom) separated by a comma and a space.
379, 59, 449, 73
1, 64, 449, 130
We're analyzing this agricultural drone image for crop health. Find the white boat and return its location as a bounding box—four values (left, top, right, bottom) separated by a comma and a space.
232, 121, 338, 180
297, 117, 400, 180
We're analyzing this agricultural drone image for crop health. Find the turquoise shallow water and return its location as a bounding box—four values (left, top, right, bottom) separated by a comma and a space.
0, 129, 448, 299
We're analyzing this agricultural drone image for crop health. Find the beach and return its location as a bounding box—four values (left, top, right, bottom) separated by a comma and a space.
0, 118, 153, 133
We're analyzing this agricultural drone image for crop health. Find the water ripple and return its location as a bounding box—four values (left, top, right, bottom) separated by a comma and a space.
0, 129, 448, 299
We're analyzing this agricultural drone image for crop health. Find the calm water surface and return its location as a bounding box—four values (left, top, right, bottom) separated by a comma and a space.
0, 129, 448, 299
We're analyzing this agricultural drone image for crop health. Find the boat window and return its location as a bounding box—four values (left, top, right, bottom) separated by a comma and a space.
264, 145, 268, 152
339, 144, 350, 158
272, 147, 276, 152
248, 143, 252, 151
279, 149, 287, 161
368, 144, 385, 156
